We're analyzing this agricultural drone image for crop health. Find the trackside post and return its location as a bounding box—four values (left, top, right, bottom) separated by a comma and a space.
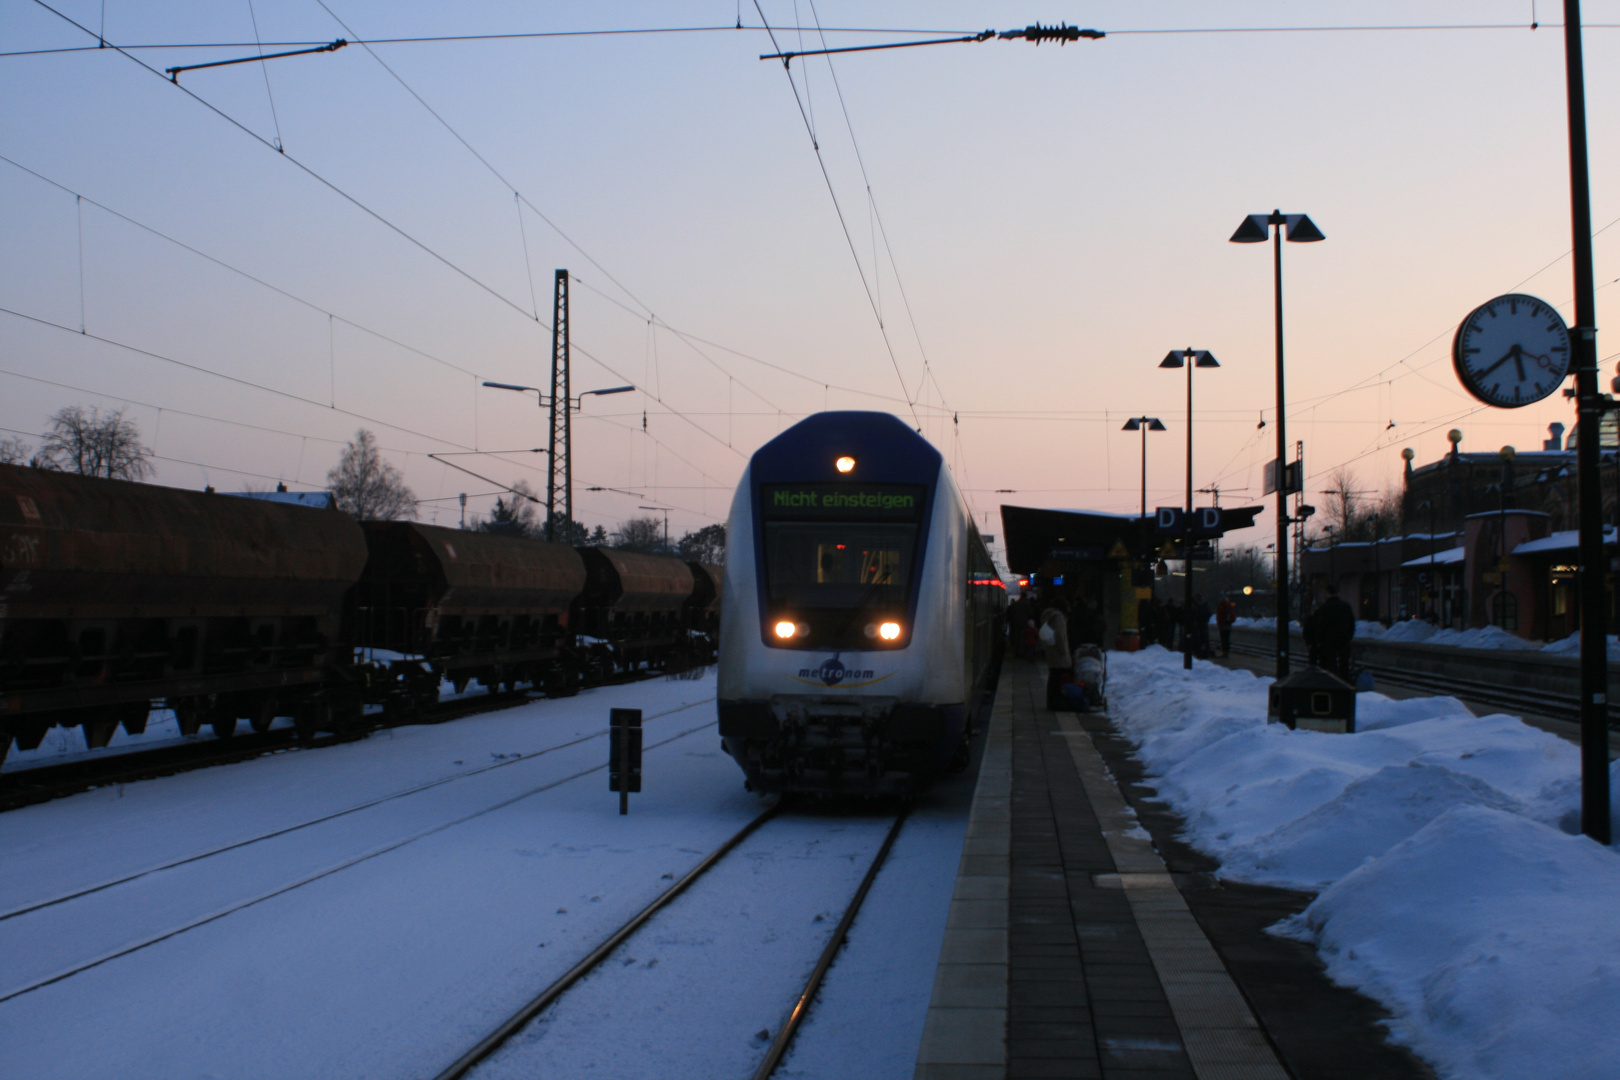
609, 708, 642, 815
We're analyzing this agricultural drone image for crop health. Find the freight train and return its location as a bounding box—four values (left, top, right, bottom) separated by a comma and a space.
0, 463, 720, 766
718, 412, 1006, 795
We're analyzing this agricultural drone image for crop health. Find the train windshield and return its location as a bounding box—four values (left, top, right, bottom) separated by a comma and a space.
763, 523, 918, 609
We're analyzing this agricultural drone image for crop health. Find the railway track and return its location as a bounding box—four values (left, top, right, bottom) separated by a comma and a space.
0, 699, 721, 1003
0, 665, 699, 813
1224, 640, 1619, 727
431, 804, 911, 1080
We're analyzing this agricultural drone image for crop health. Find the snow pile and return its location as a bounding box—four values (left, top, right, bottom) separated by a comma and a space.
1423, 625, 1540, 650
1277, 808, 1620, 1080
1108, 646, 1620, 1080
1230, 617, 1300, 631
1377, 619, 1438, 644
1352, 620, 1386, 638
1539, 631, 1620, 657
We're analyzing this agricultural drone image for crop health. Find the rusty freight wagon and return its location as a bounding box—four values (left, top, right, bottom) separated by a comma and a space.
0, 464, 368, 762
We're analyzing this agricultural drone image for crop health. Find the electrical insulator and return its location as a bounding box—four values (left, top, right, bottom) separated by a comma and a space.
1006, 22, 1105, 44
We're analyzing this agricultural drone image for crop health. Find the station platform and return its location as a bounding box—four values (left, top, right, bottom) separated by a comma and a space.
913, 662, 1434, 1080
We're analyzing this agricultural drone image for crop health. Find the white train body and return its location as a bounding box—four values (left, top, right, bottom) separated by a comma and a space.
717, 412, 1003, 795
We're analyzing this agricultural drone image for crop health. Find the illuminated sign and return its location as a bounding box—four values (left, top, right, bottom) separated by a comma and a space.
761, 484, 925, 520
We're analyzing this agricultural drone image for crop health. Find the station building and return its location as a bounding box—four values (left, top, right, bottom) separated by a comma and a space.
1299, 426, 1619, 639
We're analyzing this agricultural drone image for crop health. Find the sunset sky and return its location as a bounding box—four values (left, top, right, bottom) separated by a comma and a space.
3, 1, 1618, 561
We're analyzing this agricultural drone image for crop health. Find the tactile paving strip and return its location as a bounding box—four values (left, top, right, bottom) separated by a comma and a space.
1055, 715, 1291, 1080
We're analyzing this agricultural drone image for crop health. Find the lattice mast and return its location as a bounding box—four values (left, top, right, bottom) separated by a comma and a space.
546, 269, 570, 542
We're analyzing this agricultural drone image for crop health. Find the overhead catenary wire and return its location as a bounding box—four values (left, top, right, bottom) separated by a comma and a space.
753, 0, 922, 431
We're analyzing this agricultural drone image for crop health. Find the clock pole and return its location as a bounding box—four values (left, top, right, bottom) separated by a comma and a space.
1561, 0, 1609, 844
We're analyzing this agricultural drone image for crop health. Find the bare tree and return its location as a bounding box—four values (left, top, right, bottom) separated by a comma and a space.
37, 406, 154, 480
1320, 466, 1362, 538
0, 435, 32, 466
327, 429, 416, 520
612, 515, 666, 553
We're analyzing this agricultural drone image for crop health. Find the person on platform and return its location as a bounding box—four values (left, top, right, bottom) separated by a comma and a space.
1075, 600, 1108, 648
1038, 595, 1073, 711
1305, 583, 1356, 680
1191, 593, 1212, 658
1138, 598, 1160, 647
1161, 599, 1180, 650
1215, 595, 1237, 657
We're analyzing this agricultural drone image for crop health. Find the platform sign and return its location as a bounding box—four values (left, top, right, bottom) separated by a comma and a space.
1155, 507, 1225, 538
1262, 458, 1303, 496
609, 707, 642, 814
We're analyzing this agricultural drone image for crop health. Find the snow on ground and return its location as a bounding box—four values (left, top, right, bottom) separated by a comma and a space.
0, 671, 969, 1079
1108, 646, 1620, 1080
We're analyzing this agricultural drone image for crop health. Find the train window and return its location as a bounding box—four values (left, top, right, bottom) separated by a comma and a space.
764, 523, 917, 608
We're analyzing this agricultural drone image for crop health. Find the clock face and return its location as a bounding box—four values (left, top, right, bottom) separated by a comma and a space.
1452, 293, 1571, 408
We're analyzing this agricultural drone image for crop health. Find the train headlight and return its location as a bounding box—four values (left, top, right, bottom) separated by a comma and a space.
835, 456, 856, 473
878, 621, 902, 641
773, 620, 799, 640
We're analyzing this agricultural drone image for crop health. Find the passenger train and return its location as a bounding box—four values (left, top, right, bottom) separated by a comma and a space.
718, 412, 1006, 795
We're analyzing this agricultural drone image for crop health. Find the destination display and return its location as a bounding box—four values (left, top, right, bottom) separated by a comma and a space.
760, 483, 926, 521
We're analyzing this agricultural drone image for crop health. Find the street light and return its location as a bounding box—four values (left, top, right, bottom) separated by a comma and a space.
1160, 349, 1219, 670
638, 505, 671, 550
483, 381, 634, 539
1232, 209, 1325, 677
1121, 415, 1167, 553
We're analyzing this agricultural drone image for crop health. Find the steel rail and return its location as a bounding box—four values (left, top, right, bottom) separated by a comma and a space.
429, 803, 785, 1080
0, 716, 723, 1005
0, 697, 714, 923
751, 807, 911, 1079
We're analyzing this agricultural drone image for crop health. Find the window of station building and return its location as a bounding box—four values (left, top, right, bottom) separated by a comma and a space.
1492, 591, 1519, 632
1553, 583, 1569, 617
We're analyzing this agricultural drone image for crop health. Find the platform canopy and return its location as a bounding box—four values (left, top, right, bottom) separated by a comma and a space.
998, 504, 1263, 574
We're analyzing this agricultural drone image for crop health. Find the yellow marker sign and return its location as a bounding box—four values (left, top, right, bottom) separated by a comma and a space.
1109, 540, 1131, 559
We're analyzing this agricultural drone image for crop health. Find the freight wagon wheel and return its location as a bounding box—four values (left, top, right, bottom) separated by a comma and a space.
80, 714, 119, 750
174, 700, 205, 737
293, 702, 327, 741
118, 700, 150, 735
248, 699, 276, 734
210, 712, 237, 739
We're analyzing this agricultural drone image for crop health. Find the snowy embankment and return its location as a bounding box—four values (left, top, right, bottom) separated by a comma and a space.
1107, 646, 1620, 1080
1230, 614, 1620, 655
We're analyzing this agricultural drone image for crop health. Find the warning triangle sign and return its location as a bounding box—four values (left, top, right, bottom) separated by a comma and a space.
1108, 540, 1130, 559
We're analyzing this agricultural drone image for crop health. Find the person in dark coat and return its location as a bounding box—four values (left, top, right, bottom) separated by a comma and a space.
1191, 593, 1212, 658
1161, 599, 1180, 650
1215, 596, 1237, 657
1305, 583, 1356, 680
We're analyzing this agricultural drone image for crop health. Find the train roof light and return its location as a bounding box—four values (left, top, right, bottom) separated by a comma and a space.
835, 456, 856, 473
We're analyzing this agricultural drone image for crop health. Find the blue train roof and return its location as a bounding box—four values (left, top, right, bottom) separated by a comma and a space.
750, 411, 942, 485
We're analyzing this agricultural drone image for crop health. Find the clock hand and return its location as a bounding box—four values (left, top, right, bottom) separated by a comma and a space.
1476, 345, 1519, 377
1513, 348, 1526, 381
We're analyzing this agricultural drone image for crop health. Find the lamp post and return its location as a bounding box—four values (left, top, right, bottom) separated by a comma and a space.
1160, 349, 1219, 670
638, 505, 671, 551
1417, 500, 1437, 622
1496, 446, 1517, 629
483, 381, 634, 540
1231, 210, 1325, 678
1121, 415, 1167, 562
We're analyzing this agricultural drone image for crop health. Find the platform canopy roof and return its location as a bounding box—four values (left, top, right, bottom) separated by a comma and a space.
998, 504, 1262, 574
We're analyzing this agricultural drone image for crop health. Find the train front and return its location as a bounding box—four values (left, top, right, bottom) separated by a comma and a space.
718, 412, 968, 795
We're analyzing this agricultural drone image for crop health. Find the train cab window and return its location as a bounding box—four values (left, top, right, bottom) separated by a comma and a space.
765, 524, 917, 607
